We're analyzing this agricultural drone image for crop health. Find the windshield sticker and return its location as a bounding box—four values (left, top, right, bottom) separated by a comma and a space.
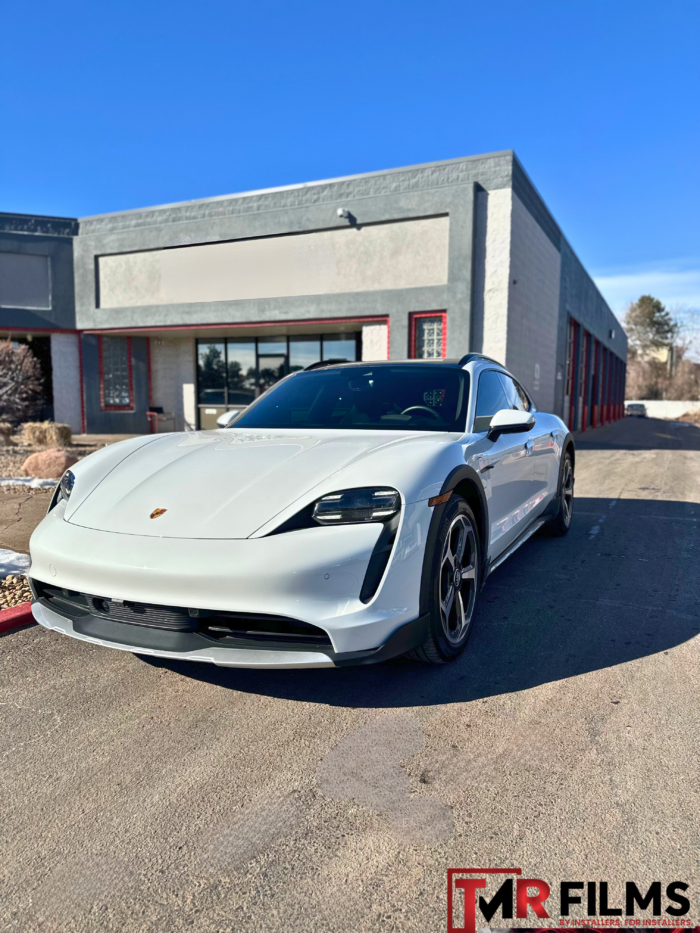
423, 389, 446, 408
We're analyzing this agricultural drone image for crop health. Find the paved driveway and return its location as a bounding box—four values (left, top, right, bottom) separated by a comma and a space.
1, 417, 698, 932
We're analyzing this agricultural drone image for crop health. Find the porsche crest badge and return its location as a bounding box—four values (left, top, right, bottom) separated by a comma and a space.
150, 508, 167, 519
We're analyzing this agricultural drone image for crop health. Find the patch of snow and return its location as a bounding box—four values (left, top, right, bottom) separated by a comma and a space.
0, 549, 31, 578
0, 477, 57, 488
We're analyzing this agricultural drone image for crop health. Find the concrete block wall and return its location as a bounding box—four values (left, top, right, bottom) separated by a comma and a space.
471, 188, 512, 366
505, 193, 562, 411
149, 337, 197, 431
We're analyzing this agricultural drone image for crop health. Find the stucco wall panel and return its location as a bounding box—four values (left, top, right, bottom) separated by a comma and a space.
98, 218, 449, 309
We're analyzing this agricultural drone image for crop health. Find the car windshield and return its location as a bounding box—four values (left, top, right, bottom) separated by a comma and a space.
228, 365, 469, 432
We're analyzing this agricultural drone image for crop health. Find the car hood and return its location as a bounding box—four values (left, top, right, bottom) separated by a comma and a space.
67, 429, 431, 539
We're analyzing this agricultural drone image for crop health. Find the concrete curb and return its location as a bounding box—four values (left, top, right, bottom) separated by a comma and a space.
0, 601, 34, 635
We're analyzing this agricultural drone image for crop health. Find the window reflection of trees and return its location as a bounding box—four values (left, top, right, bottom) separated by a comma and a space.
197, 335, 359, 406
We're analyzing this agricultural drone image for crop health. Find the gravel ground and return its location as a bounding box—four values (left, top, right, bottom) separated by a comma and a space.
0, 574, 32, 608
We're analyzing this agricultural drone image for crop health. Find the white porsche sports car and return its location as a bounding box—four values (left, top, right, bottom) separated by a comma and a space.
28, 355, 574, 669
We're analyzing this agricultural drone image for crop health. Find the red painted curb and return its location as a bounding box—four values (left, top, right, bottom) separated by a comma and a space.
0, 601, 34, 635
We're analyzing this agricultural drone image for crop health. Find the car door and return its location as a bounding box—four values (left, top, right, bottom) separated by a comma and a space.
500, 374, 559, 504
471, 370, 534, 561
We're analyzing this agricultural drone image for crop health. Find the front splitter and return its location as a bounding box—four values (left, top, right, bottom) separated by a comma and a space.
32, 602, 336, 669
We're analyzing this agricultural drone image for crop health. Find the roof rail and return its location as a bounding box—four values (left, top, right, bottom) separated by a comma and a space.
457, 353, 503, 367
303, 358, 349, 371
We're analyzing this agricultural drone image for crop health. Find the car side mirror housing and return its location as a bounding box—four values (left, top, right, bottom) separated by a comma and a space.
487, 409, 536, 440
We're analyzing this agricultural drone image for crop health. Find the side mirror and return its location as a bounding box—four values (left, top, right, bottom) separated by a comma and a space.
487, 409, 535, 440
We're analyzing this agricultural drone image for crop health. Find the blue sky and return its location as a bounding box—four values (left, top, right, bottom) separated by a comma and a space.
2, 0, 698, 326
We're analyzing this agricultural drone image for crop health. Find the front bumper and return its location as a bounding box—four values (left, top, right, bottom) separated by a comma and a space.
28, 497, 433, 663
31, 601, 428, 668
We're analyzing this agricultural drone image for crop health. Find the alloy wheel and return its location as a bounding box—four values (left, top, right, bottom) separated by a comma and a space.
562, 457, 574, 525
439, 514, 477, 645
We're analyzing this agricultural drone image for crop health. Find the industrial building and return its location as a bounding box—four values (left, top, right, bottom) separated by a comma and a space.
0, 151, 627, 434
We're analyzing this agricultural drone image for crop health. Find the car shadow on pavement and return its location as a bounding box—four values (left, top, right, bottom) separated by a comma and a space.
147, 494, 700, 708
574, 417, 700, 451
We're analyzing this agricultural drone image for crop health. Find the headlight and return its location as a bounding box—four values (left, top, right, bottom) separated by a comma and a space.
312, 487, 400, 525
59, 470, 75, 501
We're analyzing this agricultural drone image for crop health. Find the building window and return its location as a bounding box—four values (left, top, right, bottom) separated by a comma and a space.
99, 336, 133, 410
409, 312, 446, 359
195, 333, 360, 426
0, 253, 51, 310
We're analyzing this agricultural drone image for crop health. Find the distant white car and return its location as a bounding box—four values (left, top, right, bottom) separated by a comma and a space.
28, 356, 574, 669
626, 403, 647, 418
216, 409, 243, 428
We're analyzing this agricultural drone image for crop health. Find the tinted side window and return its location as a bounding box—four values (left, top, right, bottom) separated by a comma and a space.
474, 370, 510, 431
513, 379, 531, 411
499, 374, 530, 412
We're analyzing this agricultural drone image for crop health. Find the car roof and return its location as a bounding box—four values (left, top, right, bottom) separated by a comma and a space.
303, 354, 504, 372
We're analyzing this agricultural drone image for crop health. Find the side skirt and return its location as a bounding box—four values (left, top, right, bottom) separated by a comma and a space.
484, 518, 546, 580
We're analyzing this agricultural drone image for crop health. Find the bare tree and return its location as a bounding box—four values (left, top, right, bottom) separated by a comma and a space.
0, 340, 44, 425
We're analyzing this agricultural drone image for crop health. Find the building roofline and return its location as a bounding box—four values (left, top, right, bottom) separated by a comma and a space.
0, 212, 78, 237
78, 150, 515, 221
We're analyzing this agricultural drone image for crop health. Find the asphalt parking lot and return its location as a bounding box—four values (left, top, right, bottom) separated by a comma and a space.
1, 416, 699, 933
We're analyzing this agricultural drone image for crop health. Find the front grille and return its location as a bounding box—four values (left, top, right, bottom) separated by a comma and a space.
87, 597, 196, 631
31, 579, 332, 646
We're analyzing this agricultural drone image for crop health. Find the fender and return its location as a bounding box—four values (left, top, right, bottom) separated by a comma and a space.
542, 431, 576, 519
418, 464, 490, 617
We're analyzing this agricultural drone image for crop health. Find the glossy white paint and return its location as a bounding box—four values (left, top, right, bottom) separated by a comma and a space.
29, 359, 570, 667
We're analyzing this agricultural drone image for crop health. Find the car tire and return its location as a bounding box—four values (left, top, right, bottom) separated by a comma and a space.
546, 450, 574, 537
410, 496, 481, 664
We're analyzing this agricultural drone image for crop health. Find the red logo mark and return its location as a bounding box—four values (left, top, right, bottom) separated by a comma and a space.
447, 868, 550, 933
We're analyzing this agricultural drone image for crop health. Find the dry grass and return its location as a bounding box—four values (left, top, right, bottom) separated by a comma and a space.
20, 422, 72, 447
678, 409, 700, 424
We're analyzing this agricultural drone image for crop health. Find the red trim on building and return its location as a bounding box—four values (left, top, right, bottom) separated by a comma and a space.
98, 335, 135, 411
146, 337, 153, 406
145, 336, 154, 431
0, 326, 78, 335
591, 340, 599, 429
581, 331, 590, 431
77, 334, 86, 434
408, 311, 447, 358
566, 318, 578, 431
83, 314, 390, 335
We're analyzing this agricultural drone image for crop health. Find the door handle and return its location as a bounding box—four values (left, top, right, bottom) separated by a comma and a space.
525, 439, 534, 454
